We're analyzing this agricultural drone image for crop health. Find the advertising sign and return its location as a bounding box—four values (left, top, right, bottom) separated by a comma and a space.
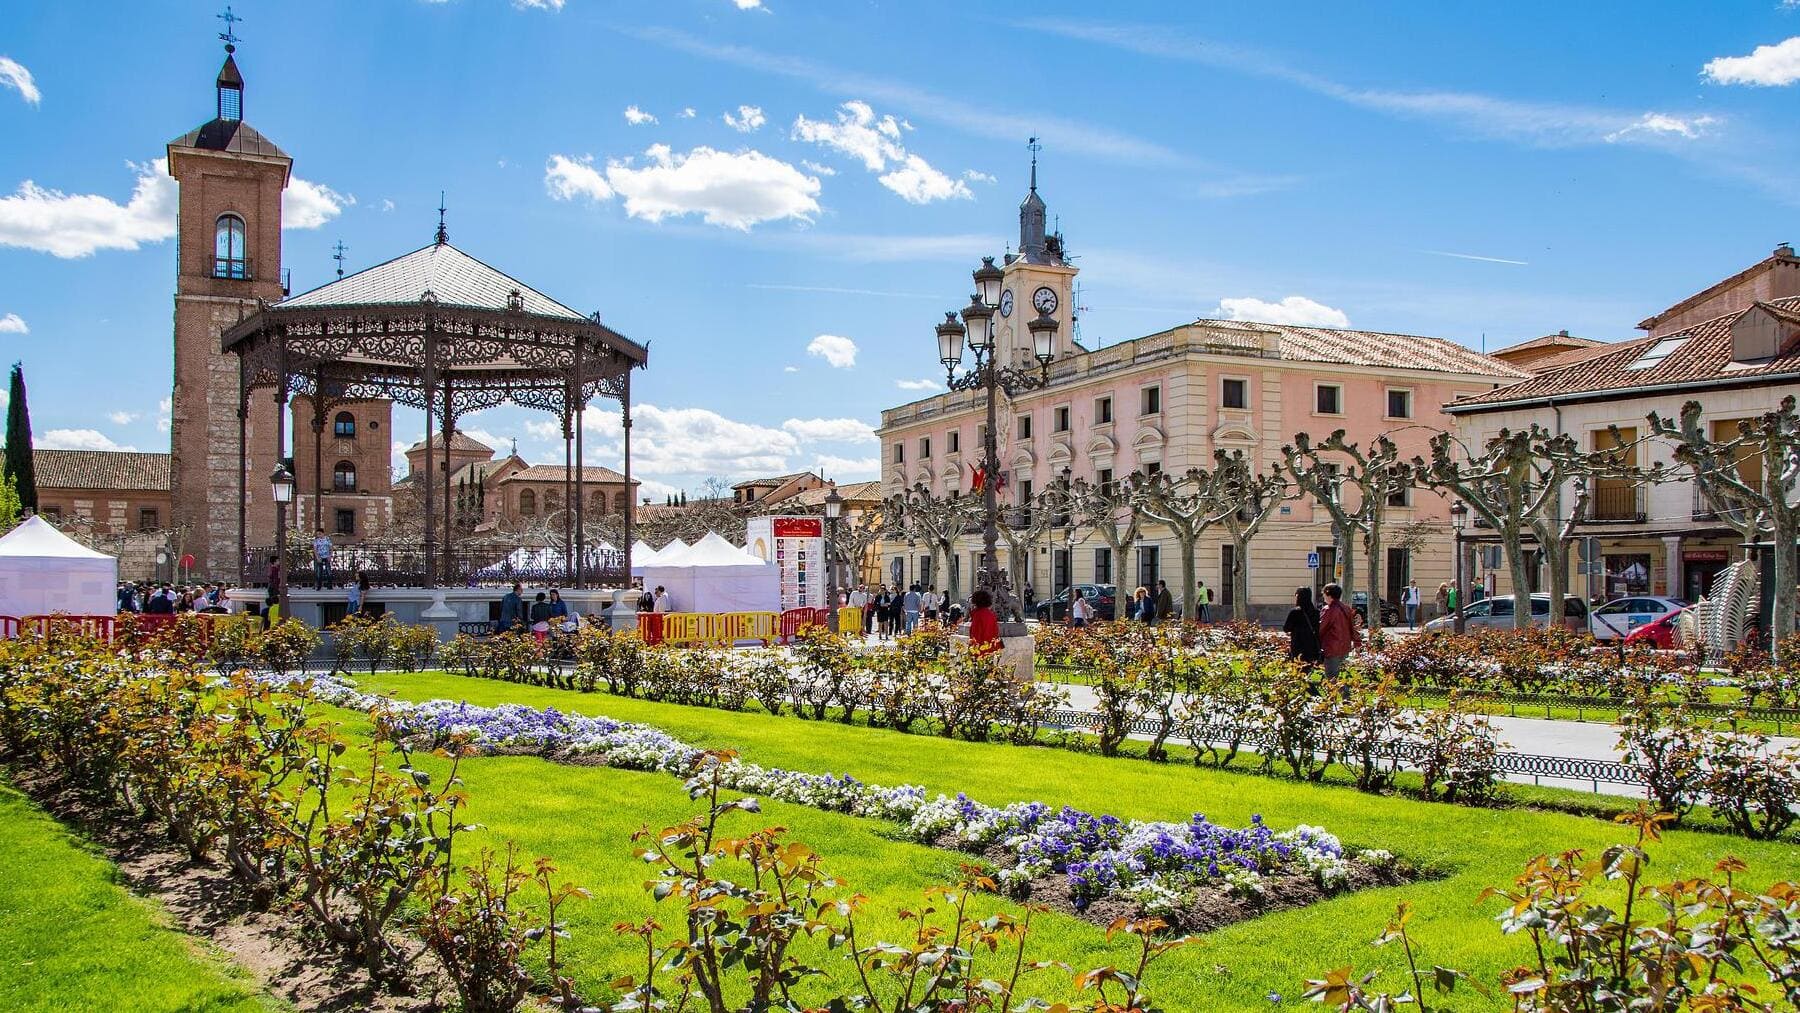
746, 516, 825, 611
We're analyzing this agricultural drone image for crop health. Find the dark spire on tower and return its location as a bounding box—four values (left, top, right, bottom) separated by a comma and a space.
435, 192, 449, 246
1018, 136, 1049, 262
214, 6, 246, 122
332, 240, 347, 279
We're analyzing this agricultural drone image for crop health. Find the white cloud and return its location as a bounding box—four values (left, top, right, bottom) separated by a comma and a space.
107, 411, 138, 425
895, 377, 941, 391
723, 104, 766, 132
0, 158, 176, 258
0, 57, 40, 105
805, 333, 857, 368
513, 0, 565, 9
1703, 36, 1800, 87
381, 198, 396, 213
544, 154, 614, 202
1213, 295, 1349, 328
0, 313, 26, 334
156, 396, 171, 433
1424, 249, 1529, 266
799, 159, 837, 177
782, 417, 876, 443
731, 0, 765, 9
40, 428, 135, 452
812, 454, 879, 479
879, 153, 972, 204
782, 364, 800, 373
792, 100, 971, 204
582, 404, 799, 478
962, 169, 997, 184
624, 105, 658, 125
586, 144, 821, 230
679, 107, 697, 119
0, 157, 342, 258
282, 178, 348, 229
1605, 113, 1719, 143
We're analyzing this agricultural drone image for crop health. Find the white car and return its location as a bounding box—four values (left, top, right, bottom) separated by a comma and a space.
1589, 595, 1687, 641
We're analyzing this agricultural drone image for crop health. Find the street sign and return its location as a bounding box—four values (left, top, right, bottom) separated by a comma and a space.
1306, 551, 1321, 570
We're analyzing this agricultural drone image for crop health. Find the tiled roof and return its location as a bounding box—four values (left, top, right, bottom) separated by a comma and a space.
1638, 246, 1800, 331
1449, 297, 1800, 411
1524, 342, 1624, 373
1495, 332, 1604, 355
786, 480, 884, 508
281, 242, 589, 320
34, 450, 171, 492
404, 430, 497, 456
732, 471, 816, 489
1184, 319, 1531, 378
501, 464, 634, 485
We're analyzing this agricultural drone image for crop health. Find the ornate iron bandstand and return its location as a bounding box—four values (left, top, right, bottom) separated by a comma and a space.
222, 237, 648, 589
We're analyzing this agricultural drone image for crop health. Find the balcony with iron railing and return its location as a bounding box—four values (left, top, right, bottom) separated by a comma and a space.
1590, 480, 1646, 523
213, 256, 253, 281
1692, 485, 1755, 525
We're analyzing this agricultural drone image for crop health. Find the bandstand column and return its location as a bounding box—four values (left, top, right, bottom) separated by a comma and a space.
441, 376, 457, 588
422, 325, 438, 589
562, 411, 574, 586
237, 382, 248, 587
573, 344, 586, 589
621, 369, 633, 585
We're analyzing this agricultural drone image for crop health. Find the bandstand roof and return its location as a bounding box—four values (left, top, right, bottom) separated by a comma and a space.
221, 238, 648, 417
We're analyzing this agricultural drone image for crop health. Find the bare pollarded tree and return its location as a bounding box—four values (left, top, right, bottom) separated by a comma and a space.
1135, 466, 1224, 620
1201, 450, 1291, 620
1651, 397, 1800, 654
884, 483, 984, 601
1066, 470, 1146, 593
1284, 431, 1417, 620
1415, 426, 1616, 629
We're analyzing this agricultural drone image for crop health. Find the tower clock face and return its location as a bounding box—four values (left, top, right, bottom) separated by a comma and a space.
998, 289, 1014, 318
1032, 286, 1059, 315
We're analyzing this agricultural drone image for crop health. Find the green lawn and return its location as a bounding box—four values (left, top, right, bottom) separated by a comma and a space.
0, 778, 274, 1013
350, 669, 1800, 1011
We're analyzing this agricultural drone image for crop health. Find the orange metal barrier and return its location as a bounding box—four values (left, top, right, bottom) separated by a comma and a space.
642, 611, 782, 647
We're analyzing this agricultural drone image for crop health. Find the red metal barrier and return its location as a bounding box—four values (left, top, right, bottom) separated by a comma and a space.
779, 607, 835, 643
20, 614, 117, 641
637, 610, 664, 645
0, 616, 17, 639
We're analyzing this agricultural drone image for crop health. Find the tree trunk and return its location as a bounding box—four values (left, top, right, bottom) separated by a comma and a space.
1504, 525, 1532, 630
1176, 531, 1197, 620
1336, 522, 1357, 610
1773, 520, 1796, 661
1364, 516, 1384, 630
1231, 533, 1251, 620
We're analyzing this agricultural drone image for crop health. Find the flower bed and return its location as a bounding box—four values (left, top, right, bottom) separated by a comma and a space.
263, 670, 1408, 928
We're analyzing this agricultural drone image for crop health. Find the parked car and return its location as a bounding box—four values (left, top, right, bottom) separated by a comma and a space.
1622, 604, 1695, 650
1351, 591, 1401, 628
1422, 593, 1590, 632
1033, 584, 1117, 623
1589, 595, 1688, 641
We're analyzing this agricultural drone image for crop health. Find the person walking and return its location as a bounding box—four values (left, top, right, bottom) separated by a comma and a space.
1403, 579, 1422, 630
499, 581, 525, 633
1317, 582, 1362, 678
653, 585, 673, 613
1434, 582, 1450, 621
1154, 579, 1174, 626
311, 528, 334, 590
922, 586, 940, 624
903, 583, 922, 635
1195, 579, 1212, 623
347, 572, 368, 615
1070, 589, 1093, 628
1283, 586, 1322, 666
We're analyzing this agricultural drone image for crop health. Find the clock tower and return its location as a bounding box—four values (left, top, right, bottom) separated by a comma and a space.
167, 41, 290, 579
997, 141, 1078, 366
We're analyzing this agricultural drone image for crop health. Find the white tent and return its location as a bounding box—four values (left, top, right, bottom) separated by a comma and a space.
629, 539, 664, 577
0, 516, 119, 619
641, 532, 778, 613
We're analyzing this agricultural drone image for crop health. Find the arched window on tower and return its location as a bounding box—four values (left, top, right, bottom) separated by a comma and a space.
332, 460, 357, 492
518, 489, 537, 517
333, 412, 356, 439
613, 491, 628, 514
214, 214, 248, 279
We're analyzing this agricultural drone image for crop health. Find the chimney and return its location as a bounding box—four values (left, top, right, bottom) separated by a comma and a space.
1778, 243, 1796, 259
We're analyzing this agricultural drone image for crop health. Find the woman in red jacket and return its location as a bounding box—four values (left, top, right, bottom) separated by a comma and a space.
1317, 582, 1362, 678
966, 588, 1000, 654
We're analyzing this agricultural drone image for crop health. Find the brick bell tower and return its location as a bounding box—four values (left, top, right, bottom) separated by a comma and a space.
166, 38, 290, 580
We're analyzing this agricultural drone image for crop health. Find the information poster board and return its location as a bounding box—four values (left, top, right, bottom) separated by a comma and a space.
746, 516, 824, 611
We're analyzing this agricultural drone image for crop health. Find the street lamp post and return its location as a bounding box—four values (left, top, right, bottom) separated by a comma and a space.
824, 486, 844, 631
936, 256, 1058, 631
1450, 499, 1469, 634
1058, 465, 1073, 624
270, 463, 295, 622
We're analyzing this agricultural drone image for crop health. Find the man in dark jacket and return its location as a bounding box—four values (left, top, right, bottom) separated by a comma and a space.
498, 581, 525, 632
1153, 580, 1174, 625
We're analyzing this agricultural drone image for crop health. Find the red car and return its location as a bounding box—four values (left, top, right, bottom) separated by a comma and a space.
1623, 606, 1692, 649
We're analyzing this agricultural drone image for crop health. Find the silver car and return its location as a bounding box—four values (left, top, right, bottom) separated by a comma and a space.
1423, 593, 1590, 632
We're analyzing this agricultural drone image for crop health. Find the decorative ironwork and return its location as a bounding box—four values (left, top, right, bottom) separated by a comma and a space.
251, 542, 626, 590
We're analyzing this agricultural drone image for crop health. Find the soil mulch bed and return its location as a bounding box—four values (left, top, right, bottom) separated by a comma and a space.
7, 765, 451, 1013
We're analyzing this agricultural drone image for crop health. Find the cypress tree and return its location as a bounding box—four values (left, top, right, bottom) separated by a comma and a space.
3, 363, 35, 512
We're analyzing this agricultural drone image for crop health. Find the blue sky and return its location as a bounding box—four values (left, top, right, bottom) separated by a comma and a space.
2, 1, 1797, 498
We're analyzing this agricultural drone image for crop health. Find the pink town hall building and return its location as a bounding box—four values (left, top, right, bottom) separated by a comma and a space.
876, 169, 1527, 620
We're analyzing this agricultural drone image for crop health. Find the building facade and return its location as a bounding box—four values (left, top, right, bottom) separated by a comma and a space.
877, 174, 1526, 617
1447, 246, 1800, 604
393, 431, 635, 532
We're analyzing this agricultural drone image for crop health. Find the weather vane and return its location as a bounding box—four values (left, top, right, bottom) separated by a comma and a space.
435, 191, 449, 245
217, 5, 244, 53
332, 240, 347, 279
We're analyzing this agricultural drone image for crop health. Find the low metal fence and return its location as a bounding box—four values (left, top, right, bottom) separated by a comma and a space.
1404, 685, 1799, 733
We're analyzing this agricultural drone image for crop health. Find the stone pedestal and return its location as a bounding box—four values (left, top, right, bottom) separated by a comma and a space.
608, 589, 640, 631
997, 633, 1036, 682
420, 590, 460, 643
